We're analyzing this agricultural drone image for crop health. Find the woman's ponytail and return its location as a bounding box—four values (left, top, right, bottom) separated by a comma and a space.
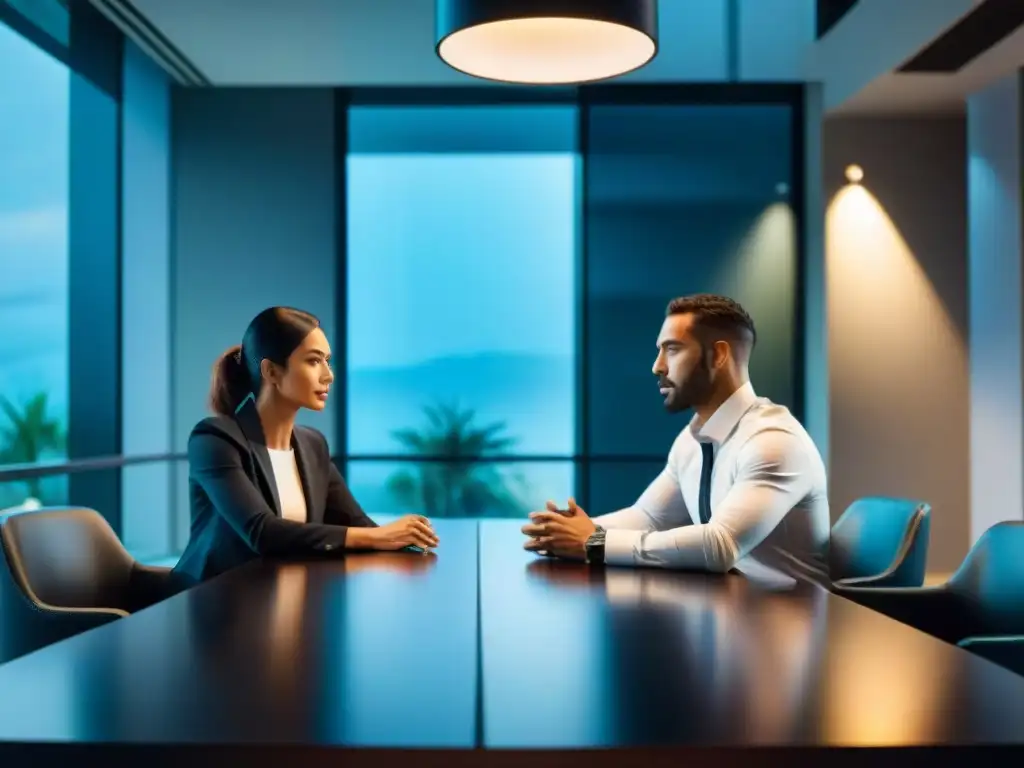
208, 308, 320, 415
208, 345, 252, 415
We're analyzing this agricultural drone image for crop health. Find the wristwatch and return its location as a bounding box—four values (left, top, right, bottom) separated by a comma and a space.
585, 525, 606, 566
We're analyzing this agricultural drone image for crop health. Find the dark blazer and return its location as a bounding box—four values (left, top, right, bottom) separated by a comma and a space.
172, 397, 377, 587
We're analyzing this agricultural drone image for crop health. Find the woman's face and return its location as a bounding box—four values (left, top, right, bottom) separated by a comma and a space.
268, 328, 334, 411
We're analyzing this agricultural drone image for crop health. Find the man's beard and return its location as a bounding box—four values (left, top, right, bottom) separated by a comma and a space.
660, 352, 714, 414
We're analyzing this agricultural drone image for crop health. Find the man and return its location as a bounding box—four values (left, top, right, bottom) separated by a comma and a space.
522, 294, 830, 584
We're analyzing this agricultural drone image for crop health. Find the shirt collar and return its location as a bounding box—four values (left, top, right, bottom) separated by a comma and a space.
689, 381, 758, 446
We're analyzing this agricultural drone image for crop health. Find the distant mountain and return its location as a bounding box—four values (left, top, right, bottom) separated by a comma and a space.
347, 351, 575, 456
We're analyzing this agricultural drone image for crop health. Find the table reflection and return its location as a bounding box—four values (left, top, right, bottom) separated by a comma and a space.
342, 550, 439, 576
524, 558, 826, 745
328, 522, 477, 748
819, 597, 963, 745
522, 556, 1024, 748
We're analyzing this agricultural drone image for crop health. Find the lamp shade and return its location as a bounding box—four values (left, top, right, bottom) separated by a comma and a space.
435, 0, 658, 85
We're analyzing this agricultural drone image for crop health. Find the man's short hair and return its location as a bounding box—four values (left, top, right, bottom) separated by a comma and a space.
665, 294, 757, 349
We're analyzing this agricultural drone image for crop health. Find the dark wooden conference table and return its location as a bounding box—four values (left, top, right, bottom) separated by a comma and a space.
1, 519, 1024, 767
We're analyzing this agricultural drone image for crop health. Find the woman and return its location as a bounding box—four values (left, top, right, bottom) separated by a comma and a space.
172, 306, 439, 587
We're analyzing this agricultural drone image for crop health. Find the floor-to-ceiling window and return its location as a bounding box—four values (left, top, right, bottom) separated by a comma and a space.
341, 87, 803, 519
0, 14, 70, 510
0, 2, 123, 528
345, 104, 578, 519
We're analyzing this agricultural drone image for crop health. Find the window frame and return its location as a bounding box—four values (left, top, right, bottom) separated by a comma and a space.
334, 84, 807, 514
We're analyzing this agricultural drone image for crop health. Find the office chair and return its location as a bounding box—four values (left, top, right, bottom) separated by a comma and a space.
835, 521, 1024, 650
830, 497, 931, 587
0, 506, 172, 665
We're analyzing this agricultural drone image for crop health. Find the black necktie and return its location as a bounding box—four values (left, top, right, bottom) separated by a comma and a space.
698, 442, 714, 524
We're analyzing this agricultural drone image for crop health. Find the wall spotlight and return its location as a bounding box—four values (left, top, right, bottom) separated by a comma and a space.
845, 164, 864, 184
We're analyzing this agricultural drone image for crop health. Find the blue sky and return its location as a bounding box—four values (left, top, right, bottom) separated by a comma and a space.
346, 153, 577, 457
0, 21, 69, 426
346, 153, 576, 369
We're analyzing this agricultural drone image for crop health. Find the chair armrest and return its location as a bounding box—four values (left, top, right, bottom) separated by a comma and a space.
831, 507, 929, 588
14, 579, 129, 623
833, 584, 969, 643
958, 635, 1024, 675
26, 604, 127, 630
5, 598, 125, 660
834, 571, 908, 588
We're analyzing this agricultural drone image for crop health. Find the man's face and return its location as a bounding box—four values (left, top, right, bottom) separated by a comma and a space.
651, 313, 715, 414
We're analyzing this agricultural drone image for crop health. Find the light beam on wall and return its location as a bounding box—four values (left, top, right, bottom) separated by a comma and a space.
826, 184, 966, 516
729, 202, 798, 397
435, 0, 659, 84
732, 202, 797, 297
827, 184, 963, 353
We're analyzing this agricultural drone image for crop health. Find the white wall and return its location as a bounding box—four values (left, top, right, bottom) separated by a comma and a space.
806, 0, 976, 110
120, 39, 172, 557
171, 88, 338, 548
967, 72, 1024, 543
823, 115, 970, 573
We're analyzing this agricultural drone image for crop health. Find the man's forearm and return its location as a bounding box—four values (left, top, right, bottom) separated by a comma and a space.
603, 525, 735, 571
593, 506, 655, 531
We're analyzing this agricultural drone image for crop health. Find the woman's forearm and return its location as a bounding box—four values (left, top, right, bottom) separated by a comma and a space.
345, 526, 378, 550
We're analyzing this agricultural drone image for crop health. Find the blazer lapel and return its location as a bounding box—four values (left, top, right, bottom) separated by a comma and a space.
291, 429, 319, 523
234, 395, 283, 517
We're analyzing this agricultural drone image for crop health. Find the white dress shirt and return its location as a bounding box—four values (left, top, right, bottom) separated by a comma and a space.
594, 382, 830, 584
267, 448, 308, 523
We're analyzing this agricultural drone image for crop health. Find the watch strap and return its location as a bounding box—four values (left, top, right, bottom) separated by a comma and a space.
585, 525, 606, 565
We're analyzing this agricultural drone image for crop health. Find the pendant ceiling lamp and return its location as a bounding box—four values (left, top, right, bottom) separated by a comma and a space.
435, 0, 659, 85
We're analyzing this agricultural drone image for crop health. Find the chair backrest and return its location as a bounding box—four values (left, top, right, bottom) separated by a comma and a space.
0, 506, 135, 610
829, 497, 931, 586
949, 521, 1024, 633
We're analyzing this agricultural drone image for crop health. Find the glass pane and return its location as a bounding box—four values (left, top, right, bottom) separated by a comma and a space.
587, 461, 667, 518
2, 465, 179, 567
0, 467, 122, 521
585, 103, 796, 456
346, 105, 578, 458
344, 460, 575, 520
0, 20, 69, 470
0, 474, 67, 512
122, 460, 179, 563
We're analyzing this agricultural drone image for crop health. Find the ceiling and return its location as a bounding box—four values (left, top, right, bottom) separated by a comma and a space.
835, 6, 1024, 114
101, 0, 1023, 114
122, 0, 470, 86
114, 0, 779, 87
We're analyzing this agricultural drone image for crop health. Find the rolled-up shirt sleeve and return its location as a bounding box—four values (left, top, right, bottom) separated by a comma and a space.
602, 428, 813, 572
